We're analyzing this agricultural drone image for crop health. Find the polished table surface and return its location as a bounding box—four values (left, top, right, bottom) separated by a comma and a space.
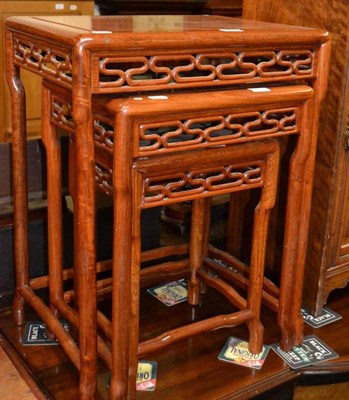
7, 15, 329, 96
1, 284, 349, 399
7, 14, 327, 37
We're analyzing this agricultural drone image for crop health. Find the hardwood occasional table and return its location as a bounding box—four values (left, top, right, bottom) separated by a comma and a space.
5, 15, 329, 399
42, 78, 306, 398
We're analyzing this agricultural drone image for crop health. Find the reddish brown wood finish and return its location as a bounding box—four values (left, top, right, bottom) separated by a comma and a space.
203, 0, 243, 17
243, 0, 349, 317
42, 80, 285, 398
2, 285, 349, 399
0, 333, 47, 400
5, 14, 330, 399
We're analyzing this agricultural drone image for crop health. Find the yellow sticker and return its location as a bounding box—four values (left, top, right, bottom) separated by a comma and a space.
137, 362, 153, 383
148, 279, 188, 306
136, 361, 158, 391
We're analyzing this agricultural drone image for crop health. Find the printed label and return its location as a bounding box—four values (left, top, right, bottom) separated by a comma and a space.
301, 307, 342, 328
22, 321, 70, 346
218, 336, 270, 369
271, 335, 338, 369
147, 279, 188, 306
136, 361, 158, 391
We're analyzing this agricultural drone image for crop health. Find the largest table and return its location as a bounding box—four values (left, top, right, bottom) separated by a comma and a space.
5, 15, 330, 399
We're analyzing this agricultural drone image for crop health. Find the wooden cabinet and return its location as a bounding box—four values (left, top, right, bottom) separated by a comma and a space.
95, 0, 243, 18
95, 0, 207, 15
203, 0, 242, 17
243, 0, 349, 314
0, 1, 94, 142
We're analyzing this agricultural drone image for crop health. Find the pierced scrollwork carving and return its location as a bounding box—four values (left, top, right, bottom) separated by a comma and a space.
92, 107, 297, 156
93, 116, 115, 153
93, 161, 264, 203
143, 163, 263, 206
12, 37, 314, 92
95, 164, 114, 196
51, 96, 74, 133
14, 37, 73, 84
50, 96, 116, 153
50, 90, 298, 155
139, 108, 297, 155
97, 50, 314, 91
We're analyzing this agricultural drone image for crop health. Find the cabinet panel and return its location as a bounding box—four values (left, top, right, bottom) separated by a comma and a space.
203, 0, 243, 17
95, 0, 243, 17
95, 0, 206, 15
243, 0, 349, 314
338, 106, 349, 262
321, 61, 349, 273
0, 1, 95, 142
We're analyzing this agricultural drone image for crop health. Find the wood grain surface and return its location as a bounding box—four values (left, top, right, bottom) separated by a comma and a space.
0, 346, 38, 400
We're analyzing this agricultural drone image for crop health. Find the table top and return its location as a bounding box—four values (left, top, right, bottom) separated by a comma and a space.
5, 15, 330, 95
6, 15, 328, 48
